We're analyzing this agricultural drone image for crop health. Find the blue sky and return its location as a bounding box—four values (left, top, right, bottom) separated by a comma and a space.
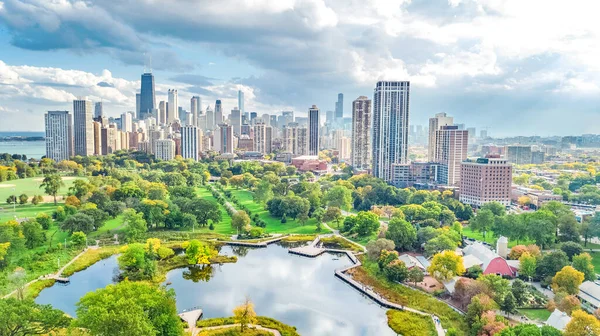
0, 0, 599, 136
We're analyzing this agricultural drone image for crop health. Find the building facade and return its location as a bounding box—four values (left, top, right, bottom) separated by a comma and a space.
459, 157, 512, 207
308, 105, 320, 155
506, 145, 532, 165
73, 99, 94, 156
434, 125, 468, 186
214, 100, 223, 125
428, 112, 454, 161
230, 108, 241, 135
191, 96, 201, 127
372, 81, 410, 182
45, 111, 73, 162
167, 89, 178, 124
214, 124, 233, 154
140, 73, 155, 120
155, 139, 176, 161
351, 96, 371, 171
181, 126, 200, 161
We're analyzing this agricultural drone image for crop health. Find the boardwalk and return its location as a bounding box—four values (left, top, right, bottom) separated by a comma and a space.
225, 235, 287, 248
179, 308, 203, 332
197, 324, 281, 336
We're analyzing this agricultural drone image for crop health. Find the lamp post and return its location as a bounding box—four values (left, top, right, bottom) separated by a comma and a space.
12, 187, 16, 216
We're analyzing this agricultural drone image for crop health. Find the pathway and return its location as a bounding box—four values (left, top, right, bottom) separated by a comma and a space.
179, 308, 203, 334
197, 324, 281, 336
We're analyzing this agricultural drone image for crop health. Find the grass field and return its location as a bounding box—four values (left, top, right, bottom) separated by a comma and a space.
518, 308, 551, 321
590, 252, 600, 271
89, 215, 125, 238
462, 226, 535, 248
0, 176, 83, 205
196, 187, 236, 235
0, 203, 60, 222
225, 187, 329, 235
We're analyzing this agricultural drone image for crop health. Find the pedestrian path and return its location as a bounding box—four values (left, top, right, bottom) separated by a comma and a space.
197, 323, 281, 336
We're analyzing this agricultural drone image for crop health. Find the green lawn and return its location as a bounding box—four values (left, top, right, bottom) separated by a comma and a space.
518, 308, 551, 321
0, 203, 60, 222
89, 215, 125, 238
196, 187, 236, 235
0, 176, 84, 205
225, 187, 329, 235
590, 252, 600, 271
462, 226, 535, 248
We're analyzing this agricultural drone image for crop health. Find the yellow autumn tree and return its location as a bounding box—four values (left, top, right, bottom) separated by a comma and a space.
552, 266, 584, 295
564, 310, 600, 336
233, 297, 257, 332
427, 250, 465, 282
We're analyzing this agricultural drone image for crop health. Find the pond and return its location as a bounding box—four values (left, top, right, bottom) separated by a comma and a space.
35, 245, 396, 336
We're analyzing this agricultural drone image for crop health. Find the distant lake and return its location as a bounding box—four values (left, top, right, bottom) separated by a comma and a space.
0, 141, 46, 159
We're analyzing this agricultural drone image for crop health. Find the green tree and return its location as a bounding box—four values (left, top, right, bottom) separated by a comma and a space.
537, 251, 569, 279
572, 253, 596, 281
353, 211, 380, 237
36, 213, 52, 230
69, 179, 94, 199
40, 174, 65, 205
232, 211, 251, 234
323, 207, 343, 229
408, 267, 424, 286
500, 292, 517, 315
76, 281, 183, 336
478, 274, 510, 302
480, 202, 506, 217
253, 179, 274, 204
428, 250, 465, 282
6, 195, 16, 204
18, 193, 28, 205
383, 260, 408, 282
560, 241, 583, 261
511, 279, 528, 306
469, 209, 495, 239
60, 212, 95, 234
118, 243, 157, 280
323, 186, 352, 210
525, 211, 557, 249
0, 298, 70, 336
385, 217, 416, 251
22, 219, 46, 248
558, 214, 581, 243
366, 238, 395, 260
122, 209, 148, 243
185, 240, 217, 264
519, 252, 536, 281
71, 231, 87, 247
180, 199, 221, 227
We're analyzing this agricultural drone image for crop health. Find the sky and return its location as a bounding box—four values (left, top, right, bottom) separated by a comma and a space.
0, 0, 599, 137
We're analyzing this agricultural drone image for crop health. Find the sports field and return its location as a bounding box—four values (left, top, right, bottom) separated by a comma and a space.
0, 176, 84, 205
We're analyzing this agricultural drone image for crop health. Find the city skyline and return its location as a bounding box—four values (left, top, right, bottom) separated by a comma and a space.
1, 1, 599, 136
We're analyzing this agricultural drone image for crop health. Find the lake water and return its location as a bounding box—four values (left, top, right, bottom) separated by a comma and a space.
35, 245, 395, 336
0, 141, 46, 159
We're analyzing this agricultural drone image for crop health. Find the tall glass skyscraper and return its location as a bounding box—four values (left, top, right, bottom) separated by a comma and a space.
140, 73, 156, 120
335, 93, 343, 123
308, 105, 320, 156
372, 81, 410, 182
238, 90, 244, 114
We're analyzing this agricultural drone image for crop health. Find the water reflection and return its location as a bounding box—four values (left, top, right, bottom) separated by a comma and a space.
166, 244, 395, 336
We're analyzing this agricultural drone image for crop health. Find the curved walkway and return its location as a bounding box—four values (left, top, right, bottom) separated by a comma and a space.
197, 324, 281, 336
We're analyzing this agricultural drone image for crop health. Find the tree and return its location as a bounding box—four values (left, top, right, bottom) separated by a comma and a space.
526, 210, 557, 249
480, 202, 506, 217
254, 179, 274, 204
500, 292, 517, 315
71, 231, 87, 247
537, 251, 569, 279
428, 250, 465, 282
564, 310, 600, 336
185, 240, 217, 264
40, 174, 65, 205
31, 195, 43, 205
519, 252, 537, 281
408, 267, 424, 286
18, 193, 28, 204
118, 243, 156, 280
323, 207, 343, 229
424, 231, 460, 256
22, 219, 45, 248
556, 294, 581, 315
366, 238, 395, 260
6, 195, 16, 204
232, 211, 251, 234
378, 250, 399, 270
76, 281, 183, 336
385, 217, 416, 251
479, 274, 510, 302
511, 279, 528, 306
60, 212, 95, 234
65, 195, 81, 208
558, 214, 581, 243
383, 260, 408, 282
312, 207, 326, 232
469, 209, 495, 239
353, 211, 380, 237
0, 298, 70, 336
508, 245, 528, 260
36, 213, 52, 230
560, 242, 583, 261
70, 179, 94, 199
552, 266, 584, 295
233, 297, 257, 332
572, 253, 596, 281
122, 209, 148, 243
323, 186, 352, 210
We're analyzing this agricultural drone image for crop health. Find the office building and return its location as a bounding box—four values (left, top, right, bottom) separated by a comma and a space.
167, 89, 178, 124
372, 81, 410, 182
101, 125, 119, 155
191, 96, 201, 127
351, 96, 371, 171
139, 73, 155, 120
181, 126, 200, 161
231, 107, 241, 135
308, 105, 320, 155
121, 112, 133, 133
281, 111, 294, 127
250, 112, 257, 123
460, 157, 512, 207
434, 126, 468, 186
214, 124, 233, 154
206, 106, 214, 130
335, 93, 343, 123
92, 121, 101, 155
428, 112, 454, 161
73, 98, 94, 156
238, 90, 244, 114
506, 145, 533, 165
45, 111, 73, 162
215, 100, 223, 125
155, 139, 176, 161
135, 93, 141, 119
158, 101, 167, 124
254, 122, 272, 154
148, 129, 164, 155
94, 102, 103, 119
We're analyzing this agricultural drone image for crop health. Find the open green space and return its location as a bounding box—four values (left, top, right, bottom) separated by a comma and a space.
589, 252, 600, 271
386, 310, 437, 336
462, 226, 535, 248
197, 316, 300, 336
89, 215, 125, 239
224, 186, 329, 235
517, 308, 551, 321
0, 176, 83, 205
0, 203, 59, 222
196, 187, 235, 235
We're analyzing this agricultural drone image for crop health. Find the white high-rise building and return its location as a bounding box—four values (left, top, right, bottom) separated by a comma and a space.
191, 96, 201, 127
372, 81, 410, 182
283, 123, 307, 155
434, 126, 468, 186
428, 112, 454, 161
155, 139, 176, 161
238, 90, 244, 114
167, 89, 178, 124
73, 98, 94, 156
206, 106, 215, 131
181, 126, 200, 161
253, 122, 272, 154
45, 111, 73, 162
121, 112, 133, 132
215, 100, 223, 125
351, 96, 371, 171
308, 105, 320, 156
94, 102, 103, 119
231, 107, 241, 135
158, 101, 167, 125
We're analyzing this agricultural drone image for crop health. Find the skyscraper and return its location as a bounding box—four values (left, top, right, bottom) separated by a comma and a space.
434, 126, 468, 186
308, 105, 320, 156
230, 107, 241, 135
135, 93, 141, 120
372, 81, 410, 182
45, 111, 73, 162
253, 121, 272, 154
214, 124, 233, 154
155, 139, 176, 161
281, 111, 294, 126
181, 125, 200, 161
351, 96, 372, 171
238, 90, 244, 114
121, 112, 133, 132
215, 100, 223, 125
73, 98, 94, 156
283, 123, 308, 155
335, 93, 343, 123
206, 106, 214, 130
140, 73, 155, 120
191, 96, 201, 127
428, 112, 454, 161
94, 102, 103, 119
158, 101, 167, 125
167, 89, 178, 124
